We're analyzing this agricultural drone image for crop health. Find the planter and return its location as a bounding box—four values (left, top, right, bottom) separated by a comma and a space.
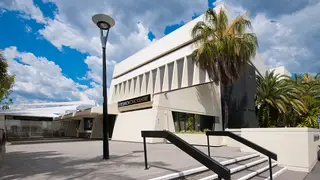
174, 133, 223, 146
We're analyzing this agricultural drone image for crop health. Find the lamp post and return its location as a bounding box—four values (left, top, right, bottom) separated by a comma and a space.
92, 14, 115, 160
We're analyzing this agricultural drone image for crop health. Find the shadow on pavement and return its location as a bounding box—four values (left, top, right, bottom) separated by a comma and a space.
0, 150, 169, 180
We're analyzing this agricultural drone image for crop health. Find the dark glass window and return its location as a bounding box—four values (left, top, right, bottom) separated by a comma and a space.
172, 111, 216, 132
83, 118, 94, 130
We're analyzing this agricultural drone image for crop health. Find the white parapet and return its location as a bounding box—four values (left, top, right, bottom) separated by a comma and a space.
225, 128, 320, 172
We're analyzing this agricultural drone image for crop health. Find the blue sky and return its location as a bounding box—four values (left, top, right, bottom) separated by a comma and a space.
0, 0, 319, 104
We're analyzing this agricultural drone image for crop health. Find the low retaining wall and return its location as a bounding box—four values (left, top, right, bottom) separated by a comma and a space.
175, 133, 223, 146
226, 128, 320, 172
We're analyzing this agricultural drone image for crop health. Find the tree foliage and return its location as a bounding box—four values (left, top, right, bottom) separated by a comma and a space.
0, 52, 14, 110
191, 8, 258, 86
256, 71, 320, 127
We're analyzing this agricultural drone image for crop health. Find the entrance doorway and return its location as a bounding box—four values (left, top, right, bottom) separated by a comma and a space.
108, 115, 116, 138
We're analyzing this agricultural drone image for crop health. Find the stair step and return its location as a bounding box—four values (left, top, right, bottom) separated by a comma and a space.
185, 156, 269, 180
234, 162, 278, 180
151, 153, 260, 180
248, 166, 286, 180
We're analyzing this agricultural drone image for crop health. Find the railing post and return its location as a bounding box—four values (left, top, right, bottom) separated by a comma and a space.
207, 134, 211, 157
143, 137, 149, 170
269, 157, 273, 180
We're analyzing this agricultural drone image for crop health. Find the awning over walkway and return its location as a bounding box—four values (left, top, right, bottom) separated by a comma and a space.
57, 103, 119, 121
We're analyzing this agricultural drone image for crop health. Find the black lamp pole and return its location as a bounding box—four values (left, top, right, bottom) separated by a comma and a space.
92, 13, 115, 160
101, 28, 110, 159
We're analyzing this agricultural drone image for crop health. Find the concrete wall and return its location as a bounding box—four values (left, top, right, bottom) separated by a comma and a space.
112, 108, 165, 143
154, 83, 221, 116
154, 83, 222, 131
175, 133, 223, 146
223, 129, 242, 148
225, 128, 320, 172
64, 121, 77, 137
269, 66, 291, 77
77, 119, 84, 137
91, 115, 103, 139
111, 83, 224, 143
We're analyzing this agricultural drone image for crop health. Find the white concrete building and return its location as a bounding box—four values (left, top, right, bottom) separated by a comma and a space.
269, 66, 291, 77
107, 4, 268, 143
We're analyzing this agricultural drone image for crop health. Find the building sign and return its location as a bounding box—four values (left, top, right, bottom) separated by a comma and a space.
118, 95, 151, 107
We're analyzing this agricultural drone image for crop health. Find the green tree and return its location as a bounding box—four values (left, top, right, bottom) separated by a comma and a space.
0, 52, 14, 110
283, 73, 320, 127
191, 8, 258, 129
256, 71, 307, 127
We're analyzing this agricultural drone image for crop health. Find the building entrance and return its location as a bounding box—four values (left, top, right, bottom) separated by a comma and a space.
108, 115, 116, 138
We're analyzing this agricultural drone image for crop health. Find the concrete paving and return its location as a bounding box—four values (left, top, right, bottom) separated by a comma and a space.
304, 162, 320, 180
0, 141, 251, 180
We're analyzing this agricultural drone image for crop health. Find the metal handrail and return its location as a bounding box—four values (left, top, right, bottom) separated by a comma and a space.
141, 130, 231, 180
206, 131, 277, 180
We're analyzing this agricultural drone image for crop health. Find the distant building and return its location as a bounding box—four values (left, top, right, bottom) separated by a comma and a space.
0, 100, 96, 139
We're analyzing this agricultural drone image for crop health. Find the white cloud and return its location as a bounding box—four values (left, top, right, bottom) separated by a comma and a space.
218, 0, 320, 74
39, 0, 208, 61
0, 0, 46, 23
3, 0, 320, 104
39, 15, 113, 56
2, 46, 106, 103
25, 25, 32, 33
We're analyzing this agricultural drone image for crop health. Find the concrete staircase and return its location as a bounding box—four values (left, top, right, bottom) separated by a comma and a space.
185, 154, 285, 180
150, 153, 287, 180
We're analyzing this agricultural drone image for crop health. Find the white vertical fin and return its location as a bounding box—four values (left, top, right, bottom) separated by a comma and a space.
162, 64, 169, 92
181, 56, 189, 88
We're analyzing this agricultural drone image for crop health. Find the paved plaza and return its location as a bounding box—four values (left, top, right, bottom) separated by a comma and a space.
0, 141, 250, 180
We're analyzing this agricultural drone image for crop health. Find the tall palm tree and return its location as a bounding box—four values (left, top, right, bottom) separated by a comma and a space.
191, 8, 258, 129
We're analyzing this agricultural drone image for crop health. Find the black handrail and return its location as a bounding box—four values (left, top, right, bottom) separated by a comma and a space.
206, 131, 277, 180
142, 130, 231, 180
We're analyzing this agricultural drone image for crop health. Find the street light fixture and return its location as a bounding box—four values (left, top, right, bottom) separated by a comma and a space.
92, 14, 115, 160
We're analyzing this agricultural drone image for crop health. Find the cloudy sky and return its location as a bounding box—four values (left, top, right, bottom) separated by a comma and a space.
0, 0, 319, 104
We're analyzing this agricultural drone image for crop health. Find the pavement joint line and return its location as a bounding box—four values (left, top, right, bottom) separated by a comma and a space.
264, 167, 287, 180
236, 163, 277, 180
199, 158, 270, 180
149, 153, 260, 180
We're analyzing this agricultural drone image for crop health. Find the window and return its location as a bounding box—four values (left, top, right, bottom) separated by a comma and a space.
83, 118, 94, 130
172, 111, 216, 132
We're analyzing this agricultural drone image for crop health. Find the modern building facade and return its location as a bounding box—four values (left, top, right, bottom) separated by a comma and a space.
107, 4, 268, 143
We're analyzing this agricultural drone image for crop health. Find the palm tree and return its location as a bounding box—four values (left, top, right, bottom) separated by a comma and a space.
285, 73, 320, 109
256, 71, 307, 127
191, 8, 258, 129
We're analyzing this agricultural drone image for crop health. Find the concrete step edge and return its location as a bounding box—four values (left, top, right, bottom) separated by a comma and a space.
236, 163, 278, 180
199, 157, 269, 180
149, 153, 260, 180
264, 167, 287, 180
